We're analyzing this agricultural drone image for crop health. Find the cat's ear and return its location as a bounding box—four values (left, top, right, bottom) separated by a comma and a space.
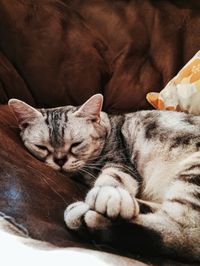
8, 99, 43, 129
75, 94, 103, 122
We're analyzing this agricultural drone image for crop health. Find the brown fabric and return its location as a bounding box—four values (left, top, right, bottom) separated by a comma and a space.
0, 0, 200, 112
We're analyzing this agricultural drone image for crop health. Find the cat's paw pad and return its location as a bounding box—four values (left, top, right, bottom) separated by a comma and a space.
64, 201, 110, 230
85, 186, 139, 220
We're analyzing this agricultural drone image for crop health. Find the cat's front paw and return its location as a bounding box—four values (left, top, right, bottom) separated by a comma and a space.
64, 201, 110, 230
64, 201, 89, 230
85, 186, 139, 220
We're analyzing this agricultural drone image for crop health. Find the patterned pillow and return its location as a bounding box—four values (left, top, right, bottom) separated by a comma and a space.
146, 51, 200, 114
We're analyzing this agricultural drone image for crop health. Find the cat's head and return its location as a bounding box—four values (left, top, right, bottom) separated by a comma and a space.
8, 94, 109, 173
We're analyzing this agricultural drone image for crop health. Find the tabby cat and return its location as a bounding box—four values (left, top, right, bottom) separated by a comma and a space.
8, 94, 200, 261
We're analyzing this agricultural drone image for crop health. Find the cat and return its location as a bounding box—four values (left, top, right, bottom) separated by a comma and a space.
8, 94, 200, 261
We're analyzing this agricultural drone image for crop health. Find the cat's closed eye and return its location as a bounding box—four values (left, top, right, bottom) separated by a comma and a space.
35, 144, 49, 152
71, 142, 82, 149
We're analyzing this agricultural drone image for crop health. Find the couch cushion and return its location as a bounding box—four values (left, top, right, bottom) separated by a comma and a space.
1, 0, 200, 112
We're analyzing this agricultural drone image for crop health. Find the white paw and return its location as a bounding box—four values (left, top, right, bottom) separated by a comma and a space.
64, 201, 110, 230
85, 186, 139, 220
64, 201, 89, 230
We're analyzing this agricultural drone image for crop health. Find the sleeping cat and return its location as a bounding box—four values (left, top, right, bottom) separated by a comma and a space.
8, 94, 200, 261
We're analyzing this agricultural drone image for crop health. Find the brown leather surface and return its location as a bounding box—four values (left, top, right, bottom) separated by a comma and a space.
1, 0, 200, 112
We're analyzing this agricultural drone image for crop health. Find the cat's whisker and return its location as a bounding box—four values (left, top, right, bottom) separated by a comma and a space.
85, 165, 102, 171
88, 158, 137, 179
86, 167, 101, 172
87, 160, 103, 166
81, 168, 96, 178
80, 168, 96, 180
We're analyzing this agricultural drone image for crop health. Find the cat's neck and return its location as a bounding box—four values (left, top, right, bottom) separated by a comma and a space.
94, 113, 131, 167
83, 113, 135, 186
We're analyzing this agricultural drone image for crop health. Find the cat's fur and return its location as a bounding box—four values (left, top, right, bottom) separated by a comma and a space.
8, 95, 200, 261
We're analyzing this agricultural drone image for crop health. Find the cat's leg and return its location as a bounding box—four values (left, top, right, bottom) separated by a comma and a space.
85, 164, 140, 219
65, 163, 161, 229
84, 164, 161, 218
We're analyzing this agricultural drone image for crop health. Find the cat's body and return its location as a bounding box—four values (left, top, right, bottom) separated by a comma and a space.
8, 95, 200, 261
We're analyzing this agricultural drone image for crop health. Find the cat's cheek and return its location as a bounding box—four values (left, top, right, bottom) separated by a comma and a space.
62, 157, 85, 172
91, 140, 104, 157
24, 142, 48, 160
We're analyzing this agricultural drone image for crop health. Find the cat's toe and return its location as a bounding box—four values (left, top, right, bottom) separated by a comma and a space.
85, 186, 120, 218
85, 186, 100, 209
64, 201, 90, 230
117, 187, 139, 219
84, 210, 111, 229
85, 186, 139, 220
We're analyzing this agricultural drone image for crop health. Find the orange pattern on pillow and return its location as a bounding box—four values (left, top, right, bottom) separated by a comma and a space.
146, 51, 200, 114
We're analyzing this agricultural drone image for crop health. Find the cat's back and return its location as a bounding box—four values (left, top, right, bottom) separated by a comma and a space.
122, 110, 200, 165
123, 110, 200, 142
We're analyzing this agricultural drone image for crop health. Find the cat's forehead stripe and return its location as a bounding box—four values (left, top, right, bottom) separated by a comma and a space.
42, 108, 69, 148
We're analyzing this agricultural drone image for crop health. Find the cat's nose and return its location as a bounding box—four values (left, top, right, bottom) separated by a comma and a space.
53, 156, 67, 167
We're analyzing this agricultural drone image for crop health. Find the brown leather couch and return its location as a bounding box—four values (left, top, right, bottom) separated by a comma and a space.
0, 1, 200, 265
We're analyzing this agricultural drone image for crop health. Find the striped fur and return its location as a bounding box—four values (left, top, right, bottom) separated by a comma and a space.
8, 96, 200, 261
